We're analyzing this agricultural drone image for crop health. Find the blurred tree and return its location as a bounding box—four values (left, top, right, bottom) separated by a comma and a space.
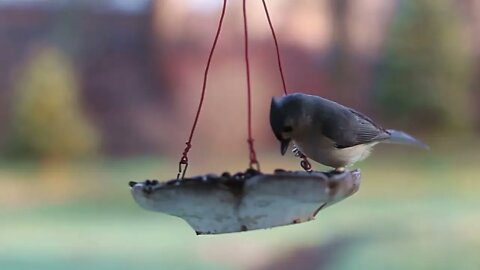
328, 0, 353, 99
375, 0, 474, 133
7, 46, 99, 160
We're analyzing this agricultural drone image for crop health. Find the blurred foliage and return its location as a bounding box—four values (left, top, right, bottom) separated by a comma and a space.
1, 150, 480, 270
6, 46, 99, 160
375, 0, 474, 133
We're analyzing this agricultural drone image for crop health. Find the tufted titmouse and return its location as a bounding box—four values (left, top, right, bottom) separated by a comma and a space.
270, 93, 428, 171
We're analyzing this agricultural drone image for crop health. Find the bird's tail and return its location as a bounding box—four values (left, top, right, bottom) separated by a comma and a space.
384, 129, 429, 149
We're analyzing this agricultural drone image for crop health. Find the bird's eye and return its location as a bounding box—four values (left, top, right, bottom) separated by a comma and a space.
283, 126, 292, 132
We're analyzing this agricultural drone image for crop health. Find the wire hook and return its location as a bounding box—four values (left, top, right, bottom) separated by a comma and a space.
293, 146, 313, 172
177, 142, 191, 179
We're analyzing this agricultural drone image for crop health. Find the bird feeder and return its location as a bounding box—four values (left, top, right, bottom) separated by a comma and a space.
130, 169, 360, 235
129, 0, 361, 235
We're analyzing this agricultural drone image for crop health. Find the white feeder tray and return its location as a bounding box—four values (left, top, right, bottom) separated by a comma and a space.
129, 169, 361, 235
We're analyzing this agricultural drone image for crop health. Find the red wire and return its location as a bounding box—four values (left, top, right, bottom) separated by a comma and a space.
263, 1, 312, 172
262, 0, 288, 95
177, 0, 228, 179
243, 0, 259, 170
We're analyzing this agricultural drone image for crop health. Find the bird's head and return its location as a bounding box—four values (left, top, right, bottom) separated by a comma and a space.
270, 96, 295, 155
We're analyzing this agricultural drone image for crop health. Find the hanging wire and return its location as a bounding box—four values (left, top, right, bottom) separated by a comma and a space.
262, 0, 288, 96
263, 0, 312, 172
177, 0, 228, 179
243, 0, 260, 171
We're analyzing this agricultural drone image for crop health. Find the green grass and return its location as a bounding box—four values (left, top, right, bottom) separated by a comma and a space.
1, 149, 479, 270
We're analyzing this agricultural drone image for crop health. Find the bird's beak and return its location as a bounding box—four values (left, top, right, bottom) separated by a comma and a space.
280, 139, 290, 155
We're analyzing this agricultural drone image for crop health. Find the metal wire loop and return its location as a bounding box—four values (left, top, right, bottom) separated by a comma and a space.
177, 158, 189, 180
293, 146, 313, 172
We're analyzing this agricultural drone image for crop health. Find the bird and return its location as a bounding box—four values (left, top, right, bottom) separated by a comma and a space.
270, 93, 428, 172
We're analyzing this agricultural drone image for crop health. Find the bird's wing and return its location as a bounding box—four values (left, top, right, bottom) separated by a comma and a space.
322, 108, 390, 149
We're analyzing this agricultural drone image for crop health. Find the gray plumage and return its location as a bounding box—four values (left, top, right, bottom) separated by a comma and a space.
270, 93, 428, 170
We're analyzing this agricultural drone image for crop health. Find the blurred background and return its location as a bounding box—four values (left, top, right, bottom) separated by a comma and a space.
0, 0, 479, 269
